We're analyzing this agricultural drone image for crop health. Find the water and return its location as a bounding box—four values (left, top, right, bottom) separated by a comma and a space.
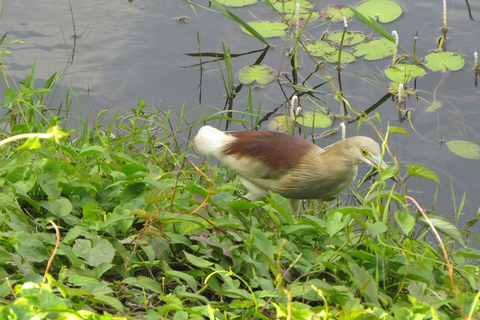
1, 0, 480, 231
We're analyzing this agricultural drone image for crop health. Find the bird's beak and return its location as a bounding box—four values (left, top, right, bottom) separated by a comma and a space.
368, 155, 388, 171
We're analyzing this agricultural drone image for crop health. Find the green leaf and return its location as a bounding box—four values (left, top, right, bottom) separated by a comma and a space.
422, 215, 467, 248
238, 65, 275, 85
165, 270, 198, 291
353, 39, 396, 60
251, 227, 273, 261
405, 164, 441, 184
324, 50, 356, 64
296, 111, 332, 128
241, 21, 289, 38
384, 63, 426, 83
446, 140, 480, 159
78, 145, 108, 157
366, 221, 388, 238
73, 236, 115, 267
326, 211, 350, 237
394, 210, 415, 235
14, 233, 50, 262
327, 31, 366, 46
42, 197, 73, 217
424, 51, 465, 72
319, 5, 354, 22
34, 158, 62, 199
305, 40, 336, 57
348, 6, 395, 41
356, 0, 403, 23
348, 262, 380, 306
388, 126, 409, 135
123, 276, 163, 293
216, 0, 257, 7
270, 0, 313, 13
3, 87, 18, 106
183, 251, 214, 268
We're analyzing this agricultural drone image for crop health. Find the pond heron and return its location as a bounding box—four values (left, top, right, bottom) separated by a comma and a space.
194, 125, 387, 209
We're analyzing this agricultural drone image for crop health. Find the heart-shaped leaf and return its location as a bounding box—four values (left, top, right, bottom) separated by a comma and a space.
384, 63, 426, 83
356, 0, 403, 23
353, 39, 396, 60
424, 51, 465, 72
238, 65, 275, 85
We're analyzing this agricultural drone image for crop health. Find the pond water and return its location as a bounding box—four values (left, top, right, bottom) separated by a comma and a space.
1, 0, 480, 233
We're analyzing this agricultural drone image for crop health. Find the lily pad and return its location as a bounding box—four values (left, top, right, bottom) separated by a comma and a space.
241, 21, 289, 38
327, 31, 366, 46
216, 0, 257, 6
271, 0, 314, 13
424, 51, 465, 72
284, 11, 320, 25
296, 111, 332, 128
353, 38, 395, 60
384, 63, 426, 83
324, 50, 356, 64
446, 140, 480, 160
268, 115, 289, 131
305, 40, 336, 57
238, 65, 275, 85
319, 5, 355, 22
356, 0, 403, 23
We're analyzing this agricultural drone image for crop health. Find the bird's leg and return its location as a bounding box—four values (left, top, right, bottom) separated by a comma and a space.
238, 176, 268, 201
290, 199, 302, 216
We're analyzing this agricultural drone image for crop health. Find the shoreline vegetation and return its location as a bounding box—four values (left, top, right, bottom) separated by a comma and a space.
1, 0, 480, 318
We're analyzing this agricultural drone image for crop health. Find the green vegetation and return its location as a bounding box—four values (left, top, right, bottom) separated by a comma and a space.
1, 0, 480, 319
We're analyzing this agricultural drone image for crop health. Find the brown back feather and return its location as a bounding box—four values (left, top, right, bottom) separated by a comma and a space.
222, 131, 317, 171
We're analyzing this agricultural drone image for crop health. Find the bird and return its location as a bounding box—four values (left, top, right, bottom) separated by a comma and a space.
194, 125, 386, 209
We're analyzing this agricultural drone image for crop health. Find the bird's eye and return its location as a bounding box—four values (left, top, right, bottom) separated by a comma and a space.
361, 147, 368, 156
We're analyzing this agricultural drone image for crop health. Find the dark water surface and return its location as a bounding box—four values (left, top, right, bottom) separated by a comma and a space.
1, 0, 480, 231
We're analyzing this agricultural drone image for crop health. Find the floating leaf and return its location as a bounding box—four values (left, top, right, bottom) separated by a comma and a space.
356, 0, 403, 23
324, 50, 356, 64
319, 5, 354, 22
425, 100, 443, 112
296, 111, 332, 128
217, 0, 257, 7
424, 51, 465, 72
241, 21, 288, 38
446, 140, 480, 159
384, 63, 426, 83
353, 39, 395, 60
305, 40, 336, 57
271, 0, 313, 13
238, 65, 275, 85
284, 11, 320, 25
327, 31, 366, 46
405, 164, 441, 184
268, 115, 289, 131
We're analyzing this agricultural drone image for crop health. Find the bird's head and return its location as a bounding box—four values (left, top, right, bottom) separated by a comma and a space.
342, 136, 388, 170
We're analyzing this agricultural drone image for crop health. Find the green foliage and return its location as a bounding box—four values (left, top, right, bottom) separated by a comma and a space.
2, 3, 480, 320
